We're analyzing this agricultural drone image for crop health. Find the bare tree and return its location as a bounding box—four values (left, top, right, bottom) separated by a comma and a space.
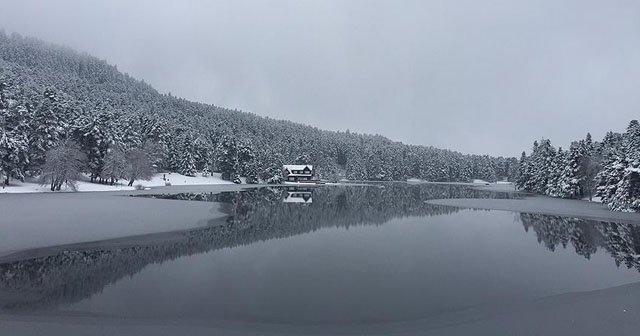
126, 147, 153, 186
101, 147, 127, 185
40, 140, 87, 191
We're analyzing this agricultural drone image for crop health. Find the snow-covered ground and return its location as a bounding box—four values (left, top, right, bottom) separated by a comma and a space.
426, 196, 640, 224
472, 179, 490, 184
582, 196, 603, 203
0, 172, 233, 194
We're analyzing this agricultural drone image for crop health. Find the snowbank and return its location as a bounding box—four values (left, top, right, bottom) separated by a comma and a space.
426, 196, 640, 224
582, 196, 603, 203
0, 172, 233, 194
472, 179, 490, 184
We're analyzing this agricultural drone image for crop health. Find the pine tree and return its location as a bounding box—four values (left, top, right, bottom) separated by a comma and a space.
595, 132, 626, 204
29, 89, 67, 171
244, 161, 260, 184
259, 150, 284, 184
546, 148, 565, 197
201, 163, 211, 177
559, 142, 583, 198
295, 153, 311, 165
177, 136, 197, 177
608, 121, 640, 211
595, 154, 627, 205
237, 143, 256, 177
516, 151, 531, 191
216, 135, 238, 181
531, 139, 555, 194
1, 104, 31, 183
579, 133, 600, 201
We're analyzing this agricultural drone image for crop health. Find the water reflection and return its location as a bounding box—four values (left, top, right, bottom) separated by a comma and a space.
0, 184, 637, 315
282, 186, 313, 204
520, 213, 640, 271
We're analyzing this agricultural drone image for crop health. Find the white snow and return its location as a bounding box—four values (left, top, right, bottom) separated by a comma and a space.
0, 172, 233, 194
582, 196, 603, 203
472, 179, 490, 184
283, 164, 313, 171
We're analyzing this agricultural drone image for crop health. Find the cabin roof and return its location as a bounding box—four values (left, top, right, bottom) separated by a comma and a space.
283, 165, 313, 171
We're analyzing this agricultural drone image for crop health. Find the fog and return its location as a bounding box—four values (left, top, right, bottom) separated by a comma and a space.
2, 0, 639, 156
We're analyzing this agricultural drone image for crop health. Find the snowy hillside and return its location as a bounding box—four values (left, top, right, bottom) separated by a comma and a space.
0, 32, 517, 190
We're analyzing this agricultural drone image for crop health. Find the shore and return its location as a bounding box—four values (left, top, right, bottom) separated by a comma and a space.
0, 172, 235, 194
427, 193, 640, 225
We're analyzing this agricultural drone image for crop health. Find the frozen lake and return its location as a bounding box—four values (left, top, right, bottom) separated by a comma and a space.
1, 183, 640, 333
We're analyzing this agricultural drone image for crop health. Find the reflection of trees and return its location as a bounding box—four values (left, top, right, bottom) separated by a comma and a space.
521, 213, 640, 271
0, 184, 512, 311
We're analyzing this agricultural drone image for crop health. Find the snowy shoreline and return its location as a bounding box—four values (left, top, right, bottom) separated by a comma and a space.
1, 177, 506, 194
0, 172, 234, 194
426, 196, 640, 225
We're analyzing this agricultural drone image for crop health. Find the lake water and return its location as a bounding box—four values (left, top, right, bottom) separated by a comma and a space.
1, 184, 639, 325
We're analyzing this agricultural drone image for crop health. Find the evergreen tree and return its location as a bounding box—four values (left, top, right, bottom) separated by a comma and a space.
608, 121, 640, 211
28, 89, 66, 171
516, 151, 531, 191
216, 135, 238, 181
1, 104, 30, 183
177, 136, 197, 177
579, 133, 600, 201
531, 139, 555, 194
295, 153, 311, 165
546, 148, 565, 197
559, 142, 583, 198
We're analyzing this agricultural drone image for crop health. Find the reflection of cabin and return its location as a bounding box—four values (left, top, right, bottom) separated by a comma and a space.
283, 165, 314, 182
282, 187, 313, 204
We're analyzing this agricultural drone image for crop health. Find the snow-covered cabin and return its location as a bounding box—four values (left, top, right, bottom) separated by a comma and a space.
282, 165, 314, 182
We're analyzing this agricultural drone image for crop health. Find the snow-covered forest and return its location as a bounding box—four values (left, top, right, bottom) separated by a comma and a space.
0, 32, 517, 188
516, 120, 640, 212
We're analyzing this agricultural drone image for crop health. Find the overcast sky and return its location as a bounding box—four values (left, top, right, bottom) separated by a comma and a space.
2, 0, 639, 156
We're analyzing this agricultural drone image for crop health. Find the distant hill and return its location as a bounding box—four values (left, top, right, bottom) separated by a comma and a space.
0, 31, 517, 184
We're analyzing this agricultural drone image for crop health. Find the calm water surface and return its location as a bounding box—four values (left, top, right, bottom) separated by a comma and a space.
1, 184, 639, 324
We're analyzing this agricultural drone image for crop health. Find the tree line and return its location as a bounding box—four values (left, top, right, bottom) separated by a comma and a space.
0, 32, 516, 189
516, 120, 640, 212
